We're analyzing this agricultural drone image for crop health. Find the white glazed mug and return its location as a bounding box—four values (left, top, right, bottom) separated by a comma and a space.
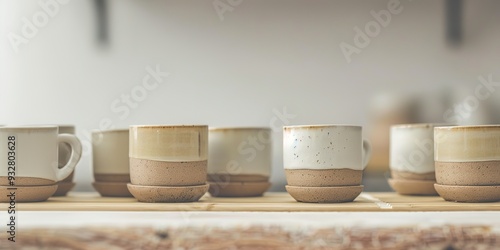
0, 126, 82, 186
283, 125, 371, 187
283, 125, 371, 170
390, 124, 448, 175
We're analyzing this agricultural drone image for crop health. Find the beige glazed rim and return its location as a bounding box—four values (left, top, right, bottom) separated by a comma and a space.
130, 125, 208, 129
391, 123, 453, 129
434, 125, 500, 162
284, 124, 361, 130
92, 128, 129, 134
129, 124, 208, 162
5, 124, 75, 133
0, 125, 58, 131
210, 127, 271, 131
435, 125, 500, 131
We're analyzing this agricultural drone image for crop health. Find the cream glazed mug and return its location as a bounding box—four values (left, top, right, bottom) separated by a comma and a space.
434, 125, 500, 202
0, 126, 82, 186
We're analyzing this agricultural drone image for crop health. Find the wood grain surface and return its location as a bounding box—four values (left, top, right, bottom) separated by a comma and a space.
8, 192, 500, 212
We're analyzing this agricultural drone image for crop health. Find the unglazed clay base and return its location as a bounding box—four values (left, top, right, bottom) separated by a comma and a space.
0, 185, 57, 202
388, 178, 437, 196
285, 169, 362, 187
93, 182, 133, 197
0, 177, 55, 186
390, 170, 436, 181
208, 181, 271, 197
285, 185, 363, 203
434, 184, 500, 203
52, 182, 76, 197
130, 158, 207, 186
127, 183, 208, 203
435, 161, 500, 185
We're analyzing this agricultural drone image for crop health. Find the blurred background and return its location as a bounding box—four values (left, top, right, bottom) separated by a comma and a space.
1, 0, 499, 192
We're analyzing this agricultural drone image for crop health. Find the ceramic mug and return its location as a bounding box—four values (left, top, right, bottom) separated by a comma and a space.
91, 129, 132, 197
283, 125, 371, 203
283, 125, 371, 187
92, 129, 130, 182
0, 126, 82, 186
207, 127, 272, 197
129, 125, 208, 186
127, 125, 209, 202
434, 125, 500, 202
390, 124, 437, 178
388, 124, 450, 195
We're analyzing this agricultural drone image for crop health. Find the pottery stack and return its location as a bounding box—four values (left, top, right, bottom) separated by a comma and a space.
127, 125, 209, 203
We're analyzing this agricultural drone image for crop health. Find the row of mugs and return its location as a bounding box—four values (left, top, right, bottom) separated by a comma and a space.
1, 124, 499, 203
0, 124, 369, 203
93, 126, 274, 201
389, 124, 500, 202
97, 125, 371, 203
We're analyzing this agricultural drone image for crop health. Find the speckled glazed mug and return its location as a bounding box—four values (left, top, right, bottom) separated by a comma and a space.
129, 125, 208, 186
283, 125, 371, 187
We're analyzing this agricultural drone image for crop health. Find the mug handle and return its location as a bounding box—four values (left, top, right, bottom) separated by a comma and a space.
362, 139, 372, 169
54, 134, 82, 182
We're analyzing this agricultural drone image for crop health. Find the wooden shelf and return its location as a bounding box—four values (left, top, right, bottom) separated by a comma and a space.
10, 192, 500, 212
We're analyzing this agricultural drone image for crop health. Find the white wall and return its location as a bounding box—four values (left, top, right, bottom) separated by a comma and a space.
1, 0, 500, 191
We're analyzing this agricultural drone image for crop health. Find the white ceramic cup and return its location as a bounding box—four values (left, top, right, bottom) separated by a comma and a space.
283, 125, 371, 170
0, 126, 82, 185
92, 129, 130, 180
390, 124, 446, 174
208, 127, 272, 178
